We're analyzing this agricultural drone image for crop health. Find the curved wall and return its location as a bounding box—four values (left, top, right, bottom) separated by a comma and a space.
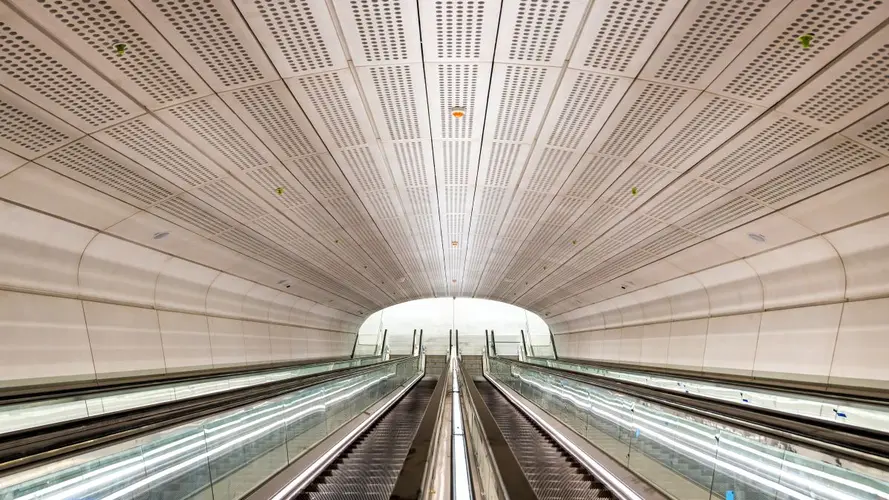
550, 167, 889, 389
0, 200, 359, 387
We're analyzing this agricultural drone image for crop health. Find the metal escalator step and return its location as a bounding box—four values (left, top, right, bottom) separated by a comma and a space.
475, 382, 615, 500
295, 380, 436, 500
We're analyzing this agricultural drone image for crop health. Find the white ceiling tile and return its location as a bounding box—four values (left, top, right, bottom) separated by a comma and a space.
496, 0, 590, 66
418, 0, 501, 63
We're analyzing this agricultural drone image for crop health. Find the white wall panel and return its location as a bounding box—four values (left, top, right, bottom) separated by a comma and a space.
0, 149, 27, 178
207, 316, 246, 367
83, 302, 165, 378
745, 238, 845, 309
640, 323, 670, 367
634, 287, 672, 325
157, 311, 213, 371
826, 215, 889, 300
242, 321, 272, 363
601, 329, 622, 361
702, 313, 761, 376
695, 261, 763, 316
614, 295, 644, 326
830, 298, 889, 388
782, 166, 889, 234
710, 212, 815, 259
241, 284, 278, 321
205, 274, 253, 317
268, 324, 293, 361
666, 319, 708, 371
154, 258, 218, 314
79, 235, 170, 307
0, 164, 138, 230
664, 239, 736, 274
753, 304, 842, 383
0, 291, 94, 385
290, 327, 308, 360
659, 276, 709, 321
0, 202, 93, 295
618, 325, 644, 363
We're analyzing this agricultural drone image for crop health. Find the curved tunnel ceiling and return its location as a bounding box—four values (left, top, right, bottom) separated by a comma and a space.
1, 0, 888, 326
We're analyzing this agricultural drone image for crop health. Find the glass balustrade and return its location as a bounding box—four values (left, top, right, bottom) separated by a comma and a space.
526, 357, 889, 434
0, 357, 381, 436
488, 358, 889, 500
0, 356, 421, 500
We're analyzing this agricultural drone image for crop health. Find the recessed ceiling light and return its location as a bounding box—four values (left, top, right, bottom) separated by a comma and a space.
152, 231, 170, 240
450, 106, 466, 118
748, 232, 766, 243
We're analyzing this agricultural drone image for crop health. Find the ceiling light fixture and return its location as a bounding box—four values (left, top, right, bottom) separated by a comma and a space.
152, 231, 170, 240
450, 106, 466, 118
748, 233, 766, 243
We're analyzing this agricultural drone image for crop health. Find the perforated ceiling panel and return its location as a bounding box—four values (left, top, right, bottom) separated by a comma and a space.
1, 0, 887, 320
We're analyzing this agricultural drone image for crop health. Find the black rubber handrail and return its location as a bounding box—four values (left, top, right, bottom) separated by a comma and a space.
390, 364, 449, 500
503, 358, 889, 472
459, 362, 539, 500
553, 356, 889, 405
0, 355, 381, 404
0, 356, 414, 476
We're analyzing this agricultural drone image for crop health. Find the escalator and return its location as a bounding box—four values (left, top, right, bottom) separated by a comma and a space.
475, 381, 614, 500
296, 379, 438, 499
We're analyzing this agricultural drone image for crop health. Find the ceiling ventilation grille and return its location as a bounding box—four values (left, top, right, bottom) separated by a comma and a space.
478, 187, 507, 215
494, 66, 549, 141
153, 196, 231, 235
699, 115, 820, 186
547, 73, 622, 149
652, 0, 769, 86
854, 117, 889, 152
368, 65, 421, 140
611, 216, 662, 242
437, 64, 480, 138
641, 227, 698, 257
349, 0, 409, 62
166, 99, 267, 170
327, 197, 366, 228
297, 72, 367, 148
231, 84, 317, 159
486, 143, 523, 187
647, 179, 715, 221
199, 180, 266, 221
682, 196, 766, 236
394, 142, 427, 186
341, 147, 386, 192
526, 148, 574, 193
545, 197, 587, 227
441, 141, 472, 184
36, 0, 196, 105
407, 187, 435, 215
599, 83, 691, 157
435, 0, 486, 59
216, 227, 268, 257
104, 118, 218, 187
446, 185, 468, 212
566, 156, 624, 198
367, 191, 400, 220
720, 0, 884, 103
648, 96, 754, 169
0, 99, 73, 155
606, 166, 671, 208
44, 142, 173, 206
508, 0, 571, 63
0, 21, 131, 128
253, 216, 303, 244
288, 156, 345, 199
514, 192, 548, 220
148, 0, 265, 87
291, 204, 336, 233
746, 140, 885, 205
791, 43, 889, 125
246, 166, 306, 208
582, 0, 667, 73
252, 0, 334, 74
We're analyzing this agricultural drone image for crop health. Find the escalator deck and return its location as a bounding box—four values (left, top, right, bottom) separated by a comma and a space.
476, 381, 614, 500
297, 379, 436, 499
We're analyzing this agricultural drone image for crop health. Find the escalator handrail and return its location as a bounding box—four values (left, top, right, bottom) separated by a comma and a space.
0, 355, 381, 405
548, 356, 889, 406
0, 355, 417, 477
499, 358, 889, 472
458, 363, 539, 500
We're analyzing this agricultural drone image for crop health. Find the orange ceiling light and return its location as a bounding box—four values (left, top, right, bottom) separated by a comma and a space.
450, 106, 466, 118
